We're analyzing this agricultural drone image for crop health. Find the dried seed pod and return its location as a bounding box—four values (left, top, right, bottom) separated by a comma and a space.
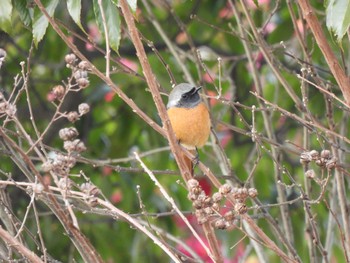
67, 111, 79, 122
320, 149, 331, 159
224, 210, 235, 221
203, 207, 213, 215
80, 182, 100, 196
64, 139, 86, 153
52, 85, 65, 100
305, 169, 316, 179
203, 196, 212, 208
193, 200, 203, 209
187, 192, 197, 201
196, 210, 208, 224
212, 192, 223, 203
309, 150, 319, 160
59, 127, 79, 141
5, 103, 16, 117
77, 78, 90, 89
58, 177, 72, 191
78, 60, 90, 70
326, 157, 337, 170
214, 219, 227, 230
234, 202, 247, 214
187, 179, 199, 189
78, 103, 90, 115
248, 188, 258, 198
32, 183, 44, 194
41, 161, 53, 172
300, 152, 312, 164
65, 53, 76, 66
219, 184, 232, 195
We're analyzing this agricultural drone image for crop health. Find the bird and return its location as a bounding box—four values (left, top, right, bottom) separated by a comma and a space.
167, 83, 211, 173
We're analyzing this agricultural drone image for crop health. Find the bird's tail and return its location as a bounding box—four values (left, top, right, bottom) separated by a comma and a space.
180, 149, 196, 177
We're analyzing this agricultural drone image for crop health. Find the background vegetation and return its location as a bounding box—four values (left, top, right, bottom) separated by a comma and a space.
1, 0, 350, 262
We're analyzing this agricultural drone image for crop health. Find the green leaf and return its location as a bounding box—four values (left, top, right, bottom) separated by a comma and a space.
112, 0, 137, 13
67, 0, 85, 32
32, 0, 59, 46
127, 0, 137, 12
0, 0, 12, 33
13, 0, 33, 27
93, 0, 121, 53
326, 0, 350, 42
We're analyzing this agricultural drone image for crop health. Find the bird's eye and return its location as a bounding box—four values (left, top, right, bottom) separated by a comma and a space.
181, 93, 188, 99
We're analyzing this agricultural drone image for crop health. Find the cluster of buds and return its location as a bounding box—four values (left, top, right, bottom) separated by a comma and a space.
300, 149, 337, 170
0, 91, 16, 118
187, 179, 258, 230
50, 85, 66, 101
59, 127, 86, 154
80, 182, 100, 207
65, 53, 90, 89
41, 152, 76, 177
64, 103, 90, 123
58, 177, 73, 191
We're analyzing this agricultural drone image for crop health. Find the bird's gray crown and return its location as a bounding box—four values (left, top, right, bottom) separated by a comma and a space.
167, 83, 202, 109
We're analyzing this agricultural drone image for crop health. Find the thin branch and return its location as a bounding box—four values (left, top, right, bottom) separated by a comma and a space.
0, 226, 43, 263
298, 0, 350, 105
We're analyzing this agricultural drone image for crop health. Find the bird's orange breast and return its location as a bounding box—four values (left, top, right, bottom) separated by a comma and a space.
167, 102, 211, 149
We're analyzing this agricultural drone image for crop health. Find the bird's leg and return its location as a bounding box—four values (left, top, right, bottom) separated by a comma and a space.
192, 147, 199, 170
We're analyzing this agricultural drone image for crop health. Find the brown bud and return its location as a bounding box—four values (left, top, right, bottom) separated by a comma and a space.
212, 192, 223, 202
77, 78, 90, 89
214, 219, 227, 230
78, 61, 90, 70
305, 169, 316, 179
224, 210, 235, 221
320, 149, 331, 159
193, 199, 203, 209
67, 111, 79, 122
52, 85, 65, 100
326, 157, 337, 170
187, 179, 199, 188
212, 202, 220, 212
248, 188, 258, 198
78, 103, 90, 115
219, 184, 232, 195
309, 150, 319, 160
65, 53, 76, 65
234, 202, 247, 214
59, 127, 79, 141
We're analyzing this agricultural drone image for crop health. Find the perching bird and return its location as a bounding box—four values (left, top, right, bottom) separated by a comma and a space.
167, 83, 211, 173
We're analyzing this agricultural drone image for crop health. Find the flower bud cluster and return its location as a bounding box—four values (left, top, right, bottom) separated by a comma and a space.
80, 182, 100, 207
187, 179, 258, 230
41, 153, 76, 177
300, 149, 337, 170
59, 127, 86, 154
50, 85, 66, 101
65, 53, 90, 89
65, 103, 90, 123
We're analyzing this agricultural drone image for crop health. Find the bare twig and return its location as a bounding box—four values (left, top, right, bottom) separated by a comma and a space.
0, 226, 43, 263
298, 0, 350, 105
